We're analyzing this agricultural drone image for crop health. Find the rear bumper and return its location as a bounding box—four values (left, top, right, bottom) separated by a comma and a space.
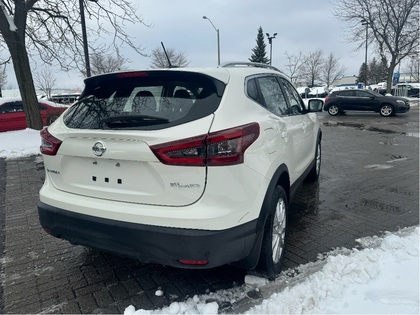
38, 201, 259, 269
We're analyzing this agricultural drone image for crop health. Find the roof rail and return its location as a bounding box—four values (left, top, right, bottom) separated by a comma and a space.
220, 61, 281, 72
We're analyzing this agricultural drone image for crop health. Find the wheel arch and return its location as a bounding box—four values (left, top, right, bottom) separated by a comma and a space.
233, 164, 290, 270
378, 102, 395, 116
325, 101, 339, 109
257, 164, 290, 231
378, 102, 395, 109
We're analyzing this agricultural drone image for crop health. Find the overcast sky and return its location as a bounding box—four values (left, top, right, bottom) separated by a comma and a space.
3, 0, 370, 91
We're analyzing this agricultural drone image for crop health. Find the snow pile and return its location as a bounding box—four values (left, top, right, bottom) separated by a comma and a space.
124, 227, 418, 314
0, 128, 41, 159
246, 227, 419, 314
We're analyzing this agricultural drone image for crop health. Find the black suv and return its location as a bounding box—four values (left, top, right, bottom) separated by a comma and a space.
324, 89, 410, 117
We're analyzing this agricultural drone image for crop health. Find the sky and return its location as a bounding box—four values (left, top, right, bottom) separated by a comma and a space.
1, 0, 372, 91
0, 128, 419, 314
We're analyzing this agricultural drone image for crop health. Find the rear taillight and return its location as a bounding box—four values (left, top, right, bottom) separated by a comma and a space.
40, 128, 62, 156
151, 123, 260, 166
325, 96, 329, 103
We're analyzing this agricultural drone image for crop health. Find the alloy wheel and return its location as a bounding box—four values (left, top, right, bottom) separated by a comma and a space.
328, 105, 339, 116
272, 198, 287, 263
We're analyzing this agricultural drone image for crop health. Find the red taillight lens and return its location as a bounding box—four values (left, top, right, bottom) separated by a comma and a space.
40, 128, 62, 156
150, 123, 260, 166
151, 135, 207, 166
206, 123, 260, 166
325, 96, 329, 103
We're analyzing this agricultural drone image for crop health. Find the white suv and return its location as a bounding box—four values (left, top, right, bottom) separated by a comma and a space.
38, 62, 323, 280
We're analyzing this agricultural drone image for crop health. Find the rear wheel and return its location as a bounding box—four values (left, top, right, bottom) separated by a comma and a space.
327, 105, 339, 116
379, 104, 395, 117
257, 185, 288, 280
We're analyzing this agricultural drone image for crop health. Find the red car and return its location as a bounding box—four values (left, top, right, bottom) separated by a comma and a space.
0, 98, 68, 132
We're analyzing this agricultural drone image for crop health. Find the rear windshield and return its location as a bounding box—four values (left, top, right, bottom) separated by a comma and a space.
63, 71, 225, 130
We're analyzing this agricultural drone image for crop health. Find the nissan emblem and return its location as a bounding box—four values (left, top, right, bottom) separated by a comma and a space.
92, 141, 107, 156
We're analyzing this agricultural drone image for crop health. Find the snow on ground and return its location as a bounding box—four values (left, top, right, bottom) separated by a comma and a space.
124, 228, 419, 315
0, 129, 419, 314
0, 128, 41, 159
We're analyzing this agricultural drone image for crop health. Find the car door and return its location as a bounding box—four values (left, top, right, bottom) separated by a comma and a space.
0, 101, 26, 132
337, 90, 357, 110
251, 75, 303, 184
278, 77, 316, 175
354, 90, 379, 111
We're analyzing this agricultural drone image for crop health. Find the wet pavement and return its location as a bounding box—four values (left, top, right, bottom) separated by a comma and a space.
0, 107, 419, 314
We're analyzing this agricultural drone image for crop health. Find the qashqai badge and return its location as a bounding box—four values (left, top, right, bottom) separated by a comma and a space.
92, 141, 107, 156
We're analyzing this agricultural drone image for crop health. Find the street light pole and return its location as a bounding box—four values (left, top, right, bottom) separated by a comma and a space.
266, 33, 277, 65
203, 16, 220, 66
361, 19, 368, 87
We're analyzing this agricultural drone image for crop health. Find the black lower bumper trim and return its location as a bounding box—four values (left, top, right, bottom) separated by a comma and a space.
37, 201, 259, 269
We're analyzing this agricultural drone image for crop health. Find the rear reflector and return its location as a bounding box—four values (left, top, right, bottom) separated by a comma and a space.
151, 122, 260, 166
179, 259, 209, 265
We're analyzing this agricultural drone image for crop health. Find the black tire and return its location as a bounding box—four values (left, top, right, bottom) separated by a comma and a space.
379, 104, 395, 117
327, 104, 340, 116
256, 185, 288, 280
305, 140, 321, 182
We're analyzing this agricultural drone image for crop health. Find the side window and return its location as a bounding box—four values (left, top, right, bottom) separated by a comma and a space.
355, 90, 371, 98
39, 103, 48, 110
0, 101, 24, 113
257, 76, 289, 116
338, 90, 354, 97
279, 78, 305, 115
246, 78, 259, 103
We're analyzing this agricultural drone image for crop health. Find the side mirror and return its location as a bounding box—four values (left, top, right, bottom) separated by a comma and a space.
308, 99, 324, 112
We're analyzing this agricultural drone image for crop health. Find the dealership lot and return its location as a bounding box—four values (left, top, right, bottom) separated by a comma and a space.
0, 107, 418, 314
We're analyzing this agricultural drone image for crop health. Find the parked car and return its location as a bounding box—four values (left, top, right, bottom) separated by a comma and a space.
0, 98, 68, 132
38, 62, 323, 280
392, 83, 420, 98
49, 93, 81, 105
324, 89, 410, 117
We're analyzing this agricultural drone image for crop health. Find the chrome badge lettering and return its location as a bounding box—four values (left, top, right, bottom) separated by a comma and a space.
92, 141, 107, 156
170, 182, 201, 189
46, 169, 60, 175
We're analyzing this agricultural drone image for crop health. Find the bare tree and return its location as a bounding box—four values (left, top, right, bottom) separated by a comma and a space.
283, 51, 306, 85
35, 67, 56, 99
90, 49, 128, 76
0, 0, 149, 130
299, 50, 325, 87
150, 46, 190, 68
0, 63, 6, 93
367, 56, 388, 84
332, 0, 419, 92
322, 52, 347, 89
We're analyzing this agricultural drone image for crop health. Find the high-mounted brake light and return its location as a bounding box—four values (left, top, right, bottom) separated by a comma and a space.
150, 123, 260, 166
116, 72, 149, 78
40, 128, 62, 156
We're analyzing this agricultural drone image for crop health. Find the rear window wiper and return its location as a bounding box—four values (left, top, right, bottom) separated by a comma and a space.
101, 114, 169, 128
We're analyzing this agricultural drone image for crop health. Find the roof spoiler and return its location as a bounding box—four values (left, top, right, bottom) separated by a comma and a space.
219, 62, 281, 72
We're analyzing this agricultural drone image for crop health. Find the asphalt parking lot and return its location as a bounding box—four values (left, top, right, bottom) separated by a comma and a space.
0, 105, 418, 314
